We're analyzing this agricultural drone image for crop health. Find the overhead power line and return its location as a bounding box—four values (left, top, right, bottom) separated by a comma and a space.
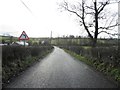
20, 0, 33, 14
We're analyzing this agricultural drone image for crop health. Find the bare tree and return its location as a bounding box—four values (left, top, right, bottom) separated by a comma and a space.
59, 0, 119, 46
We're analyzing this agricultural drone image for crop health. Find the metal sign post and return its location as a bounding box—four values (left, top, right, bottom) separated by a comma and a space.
24, 40, 26, 47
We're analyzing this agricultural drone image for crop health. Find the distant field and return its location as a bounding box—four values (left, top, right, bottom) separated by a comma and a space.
0, 35, 119, 46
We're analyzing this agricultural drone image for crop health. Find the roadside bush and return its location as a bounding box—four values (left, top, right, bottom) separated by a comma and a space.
64, 48, 120, 83
2, 45, 53, 85
60, 45, 119, 67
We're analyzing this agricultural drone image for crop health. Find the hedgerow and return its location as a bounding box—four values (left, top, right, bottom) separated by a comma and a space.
60, 45, 120, 83
2, 45, 53, 85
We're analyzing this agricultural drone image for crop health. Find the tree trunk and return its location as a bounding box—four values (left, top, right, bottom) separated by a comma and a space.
93, 0, 98, 47
92, 38, 97, 47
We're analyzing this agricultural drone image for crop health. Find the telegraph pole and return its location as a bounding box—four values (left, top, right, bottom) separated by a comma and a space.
50, 31, 52, 45
58, 34, 59, 45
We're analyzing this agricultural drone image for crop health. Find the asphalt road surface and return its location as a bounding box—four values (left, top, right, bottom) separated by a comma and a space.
5, 46, 117, 88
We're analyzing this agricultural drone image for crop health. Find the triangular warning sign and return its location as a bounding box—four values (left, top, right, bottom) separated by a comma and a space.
18, 31, 29, 40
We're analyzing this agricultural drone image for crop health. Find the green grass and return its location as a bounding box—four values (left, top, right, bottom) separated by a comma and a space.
64, 49, 120, 85
64, 49, 93, 66
81, 46, 92, 50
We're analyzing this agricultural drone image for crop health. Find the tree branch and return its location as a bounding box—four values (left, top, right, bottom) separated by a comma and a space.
66, 9, 82, 19
98, 23, 118, 30
85, 6, 94, 10
98, 0, 109, 14
98, 31, 118, 36
61, 1, 82, 19
82, 0, 93, 39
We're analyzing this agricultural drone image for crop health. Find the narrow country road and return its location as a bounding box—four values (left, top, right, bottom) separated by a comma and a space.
5, 46, 117, 88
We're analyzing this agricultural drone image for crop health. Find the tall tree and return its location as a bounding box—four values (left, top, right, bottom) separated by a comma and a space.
59, 0, 118, 46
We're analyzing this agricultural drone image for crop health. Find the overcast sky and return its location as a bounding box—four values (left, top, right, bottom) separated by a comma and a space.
0, 0, 118, 38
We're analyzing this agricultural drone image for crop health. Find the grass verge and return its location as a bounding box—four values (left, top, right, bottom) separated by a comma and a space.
64, 49, 120, 86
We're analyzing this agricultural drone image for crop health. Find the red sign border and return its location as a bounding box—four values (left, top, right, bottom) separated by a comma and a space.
18, 31, 29, 40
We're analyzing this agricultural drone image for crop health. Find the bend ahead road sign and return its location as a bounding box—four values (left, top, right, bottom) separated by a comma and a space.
19, 31, 29, 40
